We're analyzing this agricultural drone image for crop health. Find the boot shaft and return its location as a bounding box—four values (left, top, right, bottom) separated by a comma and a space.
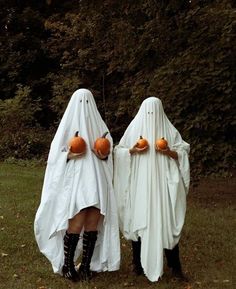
165, 244, 182, 270
63, 231, 80, 281
81, 231, 98, 270
132, 237, 143, 275
78, 231, 98, 280
63, 232, 80, 266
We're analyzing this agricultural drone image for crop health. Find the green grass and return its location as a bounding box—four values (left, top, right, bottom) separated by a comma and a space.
0, 162, 235, 289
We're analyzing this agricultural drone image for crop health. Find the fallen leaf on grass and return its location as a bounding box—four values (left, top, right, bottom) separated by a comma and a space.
0, 215, 4, 219
13, 274, 19, 278
123, 282, 134, 287
1, 252, 8, 257
20, 244, 26, 248
20, 266, 28, 273
36, 278, 42, 283
222, 280, 230, 283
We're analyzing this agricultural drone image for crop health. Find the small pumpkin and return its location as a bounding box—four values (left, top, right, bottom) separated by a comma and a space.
69, 131, 86, 154
136, 136, 149, 149
156, 137, 168, 150
94, 132, 111, 155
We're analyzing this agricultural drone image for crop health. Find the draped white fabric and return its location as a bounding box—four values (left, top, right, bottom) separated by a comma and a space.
114, 97, 190, 282
34, 89, 120, 274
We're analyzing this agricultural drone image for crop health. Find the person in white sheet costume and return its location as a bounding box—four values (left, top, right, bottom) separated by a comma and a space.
34, 89, 120, 282
114, 97, 190, 282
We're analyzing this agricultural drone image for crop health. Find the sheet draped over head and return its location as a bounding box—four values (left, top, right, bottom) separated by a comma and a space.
34, 88, 120, 274
114, 97, 190, 282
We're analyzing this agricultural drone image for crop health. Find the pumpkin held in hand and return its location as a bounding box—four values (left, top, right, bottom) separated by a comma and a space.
94, 132, 111, 156
69, 131, 86, 153
136, 136, 149, 148
156, 137, 168, 150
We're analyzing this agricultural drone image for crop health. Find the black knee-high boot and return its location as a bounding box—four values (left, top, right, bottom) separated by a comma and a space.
131, 237, 143, 275
165, 244, 188, 281
165, 244, 181, 270
78, 231, 98, 281
62, 231, 80, 281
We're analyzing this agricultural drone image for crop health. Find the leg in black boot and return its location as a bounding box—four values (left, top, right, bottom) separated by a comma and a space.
165, 244, 188, 282
131, 237, 144, 276
78, 231, 98, 281
62, 231, 80, 282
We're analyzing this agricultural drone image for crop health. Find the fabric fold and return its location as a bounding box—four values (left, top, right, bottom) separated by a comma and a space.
34, 89, 120, 274
114, 97, 190, 281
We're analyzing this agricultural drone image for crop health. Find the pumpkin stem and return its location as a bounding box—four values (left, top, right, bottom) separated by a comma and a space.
161, 137, 164, 140
140, 135, 143, 139
102, 131, 109, 138
75, 131, 79, 137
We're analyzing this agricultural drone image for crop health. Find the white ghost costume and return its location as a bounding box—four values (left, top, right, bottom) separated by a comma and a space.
34, 89, 120, 274
114, 97, 190, 282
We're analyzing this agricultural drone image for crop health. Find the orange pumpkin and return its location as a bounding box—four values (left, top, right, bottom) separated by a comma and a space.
69, 131, 86, 153
94, 132, 111, 155
136, 136, 149, 148
156, 137, 168, 150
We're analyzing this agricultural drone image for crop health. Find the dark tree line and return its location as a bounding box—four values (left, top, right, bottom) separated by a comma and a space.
0, 0, 235, 178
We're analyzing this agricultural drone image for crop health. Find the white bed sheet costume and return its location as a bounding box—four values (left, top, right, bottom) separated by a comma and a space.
114, 97, 190, 282
34, 89, 120, 274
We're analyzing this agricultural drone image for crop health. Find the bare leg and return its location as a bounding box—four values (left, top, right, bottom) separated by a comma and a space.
79, 207, 102, 280
63, 207, 102, 281
62, 210, 86, 281
67, 210, 87, 234
84, 207, 102, 231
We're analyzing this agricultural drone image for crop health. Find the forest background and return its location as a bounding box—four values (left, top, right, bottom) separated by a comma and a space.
0, 0, 235, 180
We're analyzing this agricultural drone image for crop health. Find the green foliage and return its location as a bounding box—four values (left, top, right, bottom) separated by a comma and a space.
0, 0, 235, 178
148, 4, 236, 177
0, 85, 51, 160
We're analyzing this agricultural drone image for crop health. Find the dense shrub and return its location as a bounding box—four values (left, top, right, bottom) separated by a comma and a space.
0, 85, 51, 160
0, 0, 235, 179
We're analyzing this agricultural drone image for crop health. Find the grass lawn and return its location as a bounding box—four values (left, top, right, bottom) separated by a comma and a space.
0, 162, 235, 289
